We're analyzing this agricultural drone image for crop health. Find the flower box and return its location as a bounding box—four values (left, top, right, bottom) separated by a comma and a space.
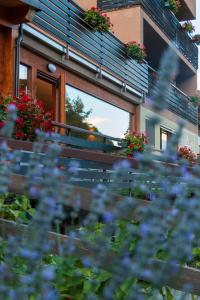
126, 41, 146, 63
192, 34, 200, 45
83, 7, 113, 33
122, 131, 148, 158
181, 21, 195, 34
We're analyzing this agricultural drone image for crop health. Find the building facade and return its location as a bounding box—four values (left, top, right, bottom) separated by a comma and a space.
0, 0, 198, 152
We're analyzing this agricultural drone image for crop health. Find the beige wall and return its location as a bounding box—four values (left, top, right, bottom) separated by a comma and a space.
75, 0, 97, 10
183, 0, 196, 18
105, 6, 143, 44
140, 105, 199, 153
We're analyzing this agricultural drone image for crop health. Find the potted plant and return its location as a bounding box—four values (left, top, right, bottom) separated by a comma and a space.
164, 0, 181, 14
181, 21, 195, 34
192, 34, 200, 45
126, 41, 146, 63
123, 131, 148, 158
0, 94, 53, 141
83, 7, 113, 33
178, 146, 197, 163
190, 95, 200, 106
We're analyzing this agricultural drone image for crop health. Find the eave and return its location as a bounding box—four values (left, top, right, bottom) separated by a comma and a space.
0, 0, 41, 24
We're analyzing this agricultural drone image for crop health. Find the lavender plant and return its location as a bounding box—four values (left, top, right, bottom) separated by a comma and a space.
0, 47, 200, 300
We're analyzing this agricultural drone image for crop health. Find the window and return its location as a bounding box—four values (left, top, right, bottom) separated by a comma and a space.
19, 64, 29, 94
66, 85, 130, 139
160, 128, 172, 151
145, 119, 155, 147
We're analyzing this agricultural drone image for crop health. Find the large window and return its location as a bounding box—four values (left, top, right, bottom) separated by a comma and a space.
66, 85, 130, 138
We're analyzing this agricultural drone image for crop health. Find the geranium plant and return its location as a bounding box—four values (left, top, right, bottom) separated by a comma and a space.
83, 7, 113, 33
181, 21, 195, 34
126, 41, 146, 63
178, 146, 197, 162
123, 131, 148, 158
192, 34, 200, 45
0, 94, 53, 141
165, 0, 181, 14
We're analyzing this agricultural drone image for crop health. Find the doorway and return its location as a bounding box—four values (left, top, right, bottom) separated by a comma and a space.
36, 73, 59, 120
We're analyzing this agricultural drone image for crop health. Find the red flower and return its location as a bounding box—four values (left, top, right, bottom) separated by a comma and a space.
16, 117, 24, 126
0, 121, 4, 129
16, 132, 24, 139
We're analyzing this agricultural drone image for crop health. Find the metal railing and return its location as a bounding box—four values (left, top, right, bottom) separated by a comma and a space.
33, 0, 149, 95
31, 0, 198, 124
97, 0, 198, 69
148, 66, 198, 124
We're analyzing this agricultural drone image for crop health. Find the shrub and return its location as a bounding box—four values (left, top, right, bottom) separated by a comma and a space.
83, 7, 113, 33
0, 94, 53, 141
126, 41, 146, 63
165, 0, 181, 14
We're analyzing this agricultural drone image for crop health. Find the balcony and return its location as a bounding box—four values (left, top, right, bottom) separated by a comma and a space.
148, 67, 198, 124
31, 0, 197, 125
97, 0, 198, 69
176, 0, 196, 21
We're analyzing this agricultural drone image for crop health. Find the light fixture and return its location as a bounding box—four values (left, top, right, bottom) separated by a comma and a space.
47, 63, 57, 73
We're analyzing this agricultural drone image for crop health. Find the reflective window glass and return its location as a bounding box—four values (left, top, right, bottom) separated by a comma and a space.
66, 85, 130, 139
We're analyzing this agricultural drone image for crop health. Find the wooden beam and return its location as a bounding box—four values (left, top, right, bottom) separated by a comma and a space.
1, 218, 200, 296
3, 27, 18, 95
8, 173, 148, 219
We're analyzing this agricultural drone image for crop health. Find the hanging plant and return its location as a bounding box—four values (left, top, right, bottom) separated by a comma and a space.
126, 41, 146, 63
164, 0, 181, 14
83, 7, 113, 33
181, 21, 195, 34
192, 34, 200, 45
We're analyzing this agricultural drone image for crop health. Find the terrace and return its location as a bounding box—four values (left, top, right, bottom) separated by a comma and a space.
97, 0, 198, 69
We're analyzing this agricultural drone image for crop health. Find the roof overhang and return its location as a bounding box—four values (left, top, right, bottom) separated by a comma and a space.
0, 0, 41, 24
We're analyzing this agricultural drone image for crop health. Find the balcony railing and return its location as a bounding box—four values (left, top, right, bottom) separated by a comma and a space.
33, 0, 149, 95
148, 66, 198, 124
97, 0, 198, 69
31, 0, 197, 125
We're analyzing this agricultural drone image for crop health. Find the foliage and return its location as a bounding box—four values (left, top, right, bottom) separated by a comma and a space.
165, 0, 181, 14
126, 41, 146, 63
65, 96, 102, 141
192, 34, 200, 45
0, 94, 52, 141
178, 146, 197, 162
83, 7, 113, 33
0, 193, 35, 223
181, 21, 195, 33
122, 131, 148, 158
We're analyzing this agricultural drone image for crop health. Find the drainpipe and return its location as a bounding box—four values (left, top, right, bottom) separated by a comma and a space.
15, 24, 24, 97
